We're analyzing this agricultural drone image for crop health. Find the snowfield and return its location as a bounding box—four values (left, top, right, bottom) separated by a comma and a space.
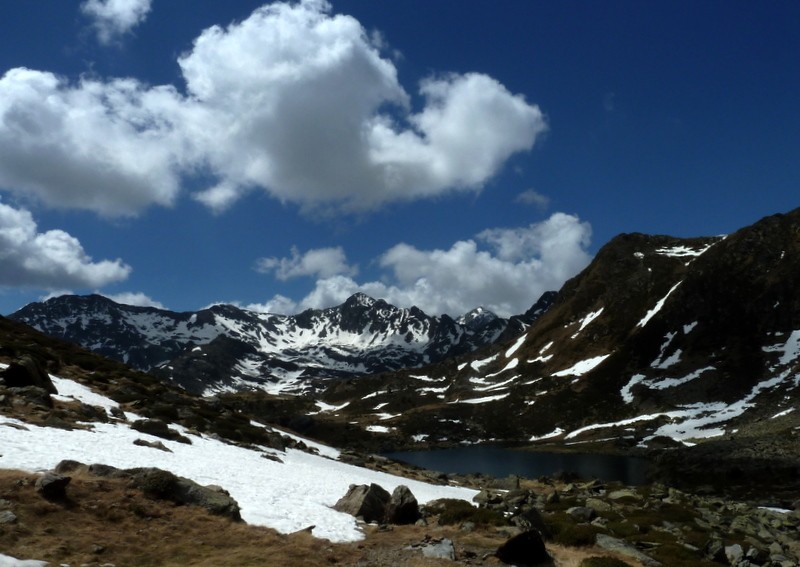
0, 377, 477, 543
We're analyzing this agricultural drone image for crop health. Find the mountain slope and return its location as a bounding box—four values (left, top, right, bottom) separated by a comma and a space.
10, 292, 555, 396
320, 209, 800, 458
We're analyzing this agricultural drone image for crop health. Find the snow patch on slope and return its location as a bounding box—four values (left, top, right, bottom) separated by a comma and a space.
762, 330, 800, 367
1, 377, 477, 543
552, 354, 610, 377
637, 281, 682, 328
571, 307, 604, 339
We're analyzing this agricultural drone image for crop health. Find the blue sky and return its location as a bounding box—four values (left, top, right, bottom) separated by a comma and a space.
0, 0, 797, 317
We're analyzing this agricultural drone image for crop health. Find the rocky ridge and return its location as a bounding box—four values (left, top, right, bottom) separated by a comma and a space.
316, 210, 800, 467
9, 292, 555, 396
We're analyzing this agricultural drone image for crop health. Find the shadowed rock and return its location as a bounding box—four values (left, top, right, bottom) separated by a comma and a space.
495, 530, 551, 566
1, 355, 56, 393
128, 468, 241, 520
333, 483, 391, 523
385, 485, 420, 524
35, 472, 71, 500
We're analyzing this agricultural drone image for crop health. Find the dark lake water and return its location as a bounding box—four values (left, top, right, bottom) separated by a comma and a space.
384, 445, 651, 485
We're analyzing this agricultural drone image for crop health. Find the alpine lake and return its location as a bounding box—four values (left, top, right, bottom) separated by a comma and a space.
383, 445, 651, 485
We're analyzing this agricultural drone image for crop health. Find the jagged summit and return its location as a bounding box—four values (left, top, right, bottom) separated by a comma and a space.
457, 307, 499, 330
10, 292, 553, 396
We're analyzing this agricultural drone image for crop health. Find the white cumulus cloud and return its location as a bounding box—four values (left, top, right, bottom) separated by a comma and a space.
255, 213, 592, 317
0, 201, 131, 289
255, 246, 357, 281
101, 291, 165, 309
81, 0, 152, 44
0, 0, 545, 217
0, 68, 188, 216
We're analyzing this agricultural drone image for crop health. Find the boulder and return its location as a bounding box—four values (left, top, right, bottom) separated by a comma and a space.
1, 355, 56, 393
133, 438, 173, 452
725, 544, 744, 565
8, 386, 53, 409
566, 506, 596, 522
421, 538, 456, 560
54, 460, 85, 474
495, 530, 551, 566
333, 483, 391, 523
131, 419, 191, 444
128, 468, 241, 520
385, 485, 420, 525
35, 472, 71, 500
703, 538, 727, 563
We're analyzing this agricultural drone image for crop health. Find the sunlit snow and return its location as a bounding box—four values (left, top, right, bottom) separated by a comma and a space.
654, 243, 717, 257
309, 400, 350, 414
762, 329, 800, 367
636, 281, 682, 328
470, 353, 498, 371
449, 393, 509, 404
570, 307, 604, 339
1, 378, 476, 543
551, 354, 610, 377
505, 334, 527, 358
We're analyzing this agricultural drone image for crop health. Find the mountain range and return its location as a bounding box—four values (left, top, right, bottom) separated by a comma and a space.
8, 209, 800, 469
10, 291, 555, 396
3, 208, 800, 503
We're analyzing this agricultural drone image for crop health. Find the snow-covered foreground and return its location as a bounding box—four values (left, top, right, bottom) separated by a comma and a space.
0, 377, 477, 543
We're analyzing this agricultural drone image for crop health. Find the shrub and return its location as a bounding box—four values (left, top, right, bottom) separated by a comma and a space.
543, 510, 602, 546
433, 499, 508, 527
551, 523, 600, 546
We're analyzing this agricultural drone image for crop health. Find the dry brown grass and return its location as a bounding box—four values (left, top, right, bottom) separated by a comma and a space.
0, 469, 645, 567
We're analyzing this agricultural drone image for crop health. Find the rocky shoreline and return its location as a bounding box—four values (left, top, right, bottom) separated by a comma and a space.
340, 449, 800, 566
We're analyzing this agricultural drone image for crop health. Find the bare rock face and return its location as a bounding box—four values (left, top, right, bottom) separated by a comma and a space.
333, 483, 391, 523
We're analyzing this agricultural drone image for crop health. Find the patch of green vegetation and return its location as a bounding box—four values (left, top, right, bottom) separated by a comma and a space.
552, 523, 601, 547
606, 519, 640, 538
648, 543, 717, 566
434, 499, 508, 527
544, 511, 600, 547
543, 496, 578, 512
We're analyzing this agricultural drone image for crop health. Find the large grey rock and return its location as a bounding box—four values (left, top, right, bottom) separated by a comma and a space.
130, 419, 191, 444
128, 468, 241, 520
566, 506, 596, 522
0, 510, 17, 524
333, 483, 391, 524
725, 543, 744, 565
385, 485, 420, 525
421, 538, 455, 560
495, 530, 551, 566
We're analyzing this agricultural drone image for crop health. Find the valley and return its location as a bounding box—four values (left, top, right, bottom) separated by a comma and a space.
2, 209, 800, 566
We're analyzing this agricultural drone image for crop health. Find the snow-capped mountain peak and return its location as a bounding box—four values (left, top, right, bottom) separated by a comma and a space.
10, 292, 554, 396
